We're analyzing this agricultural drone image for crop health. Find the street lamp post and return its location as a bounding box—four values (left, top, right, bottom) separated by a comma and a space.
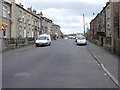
83, 14, 85, 36
86, 23, 89, 32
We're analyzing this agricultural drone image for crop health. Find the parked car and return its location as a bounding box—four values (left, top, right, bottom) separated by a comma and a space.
35, 34, 51, 47
75, 36, 87, 45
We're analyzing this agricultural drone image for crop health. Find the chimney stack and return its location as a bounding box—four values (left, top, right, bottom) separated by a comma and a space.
19, 3, 24, 8
33, 9, 36, 14
27, 7, 32, 12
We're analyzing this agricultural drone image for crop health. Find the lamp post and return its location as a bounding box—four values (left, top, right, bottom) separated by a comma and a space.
83, 14, 85, 36
86, 23, 89, 32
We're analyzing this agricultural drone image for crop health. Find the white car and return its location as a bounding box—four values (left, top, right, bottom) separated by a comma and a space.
75, 36, 87, 45
35, 34, 51, 47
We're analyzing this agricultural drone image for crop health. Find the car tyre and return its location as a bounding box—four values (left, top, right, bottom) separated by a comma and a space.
49, 42, 51, 46
36, 44, 39, 47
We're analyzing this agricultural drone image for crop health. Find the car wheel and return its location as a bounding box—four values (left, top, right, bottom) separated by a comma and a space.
36, 44, 39, 47
49, 42, 51, 46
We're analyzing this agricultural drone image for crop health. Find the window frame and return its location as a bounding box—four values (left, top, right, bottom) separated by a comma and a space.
19, 26, 22, 36
3, 5, 7, 18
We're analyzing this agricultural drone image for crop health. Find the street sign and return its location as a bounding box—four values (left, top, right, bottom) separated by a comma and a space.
0, 24, 7, 31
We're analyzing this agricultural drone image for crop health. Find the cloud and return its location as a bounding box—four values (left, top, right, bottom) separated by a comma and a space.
37, 8, 84, 33
61, 27, 84, 34
38, 7, 93, 34
20, 2, 108, 17
39, 8, 81, 22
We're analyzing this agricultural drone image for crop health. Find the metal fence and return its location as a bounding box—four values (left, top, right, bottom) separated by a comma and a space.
3, 38, 35, 50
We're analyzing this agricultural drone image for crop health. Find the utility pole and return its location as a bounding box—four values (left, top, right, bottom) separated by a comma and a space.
83, 14, 85, 36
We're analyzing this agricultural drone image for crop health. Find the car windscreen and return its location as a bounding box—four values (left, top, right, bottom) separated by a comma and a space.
77, 37, 86, 40
37, 37, 48, 40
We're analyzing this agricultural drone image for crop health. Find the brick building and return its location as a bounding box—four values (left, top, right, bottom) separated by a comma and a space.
90, 0, 120, 55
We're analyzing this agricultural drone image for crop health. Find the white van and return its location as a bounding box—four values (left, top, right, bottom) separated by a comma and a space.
35, 34, 51, 47
75, 35, 87, 45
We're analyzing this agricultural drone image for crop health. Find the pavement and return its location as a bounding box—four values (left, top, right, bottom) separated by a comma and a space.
0, 39, 2, 53
0, 52, 2, 90
0, 39, 2, 89
86, 41, 119, 87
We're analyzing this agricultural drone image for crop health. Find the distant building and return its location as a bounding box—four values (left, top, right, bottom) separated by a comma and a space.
52, 24, 62, 39
41, 17, 52, 35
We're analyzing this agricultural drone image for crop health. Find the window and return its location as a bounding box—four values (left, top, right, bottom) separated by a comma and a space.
28, 28, 31, 37
18, 10, 22, 22
19, 26, 22, 36
3, 5, 7, 18
107, 7, 110, 19
28, 15, 30, 24
36, 20, 38, 26
23, 13, 26, 23
34, 20, 36, 26
37, 37, 48, 40
32, 17, 34, 25
32, 29, 34, 37
19, 10, 22, 15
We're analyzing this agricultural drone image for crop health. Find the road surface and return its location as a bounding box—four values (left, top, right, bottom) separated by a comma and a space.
3, 39, 117, 88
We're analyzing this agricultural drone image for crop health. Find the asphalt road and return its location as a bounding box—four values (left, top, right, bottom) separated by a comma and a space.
3, 39, 117, 88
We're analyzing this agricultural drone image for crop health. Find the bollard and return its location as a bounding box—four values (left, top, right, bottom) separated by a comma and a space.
15, 38, 18, 48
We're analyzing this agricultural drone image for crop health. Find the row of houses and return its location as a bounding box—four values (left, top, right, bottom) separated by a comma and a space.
89, 0, 120, 55
0, 0, 64, 40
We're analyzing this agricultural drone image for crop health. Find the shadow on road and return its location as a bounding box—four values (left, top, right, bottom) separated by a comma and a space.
36, 45, 51, 48
76, 44, 87, 46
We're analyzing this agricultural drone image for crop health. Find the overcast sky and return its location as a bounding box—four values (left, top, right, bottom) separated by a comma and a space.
15, 0, 109, 34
